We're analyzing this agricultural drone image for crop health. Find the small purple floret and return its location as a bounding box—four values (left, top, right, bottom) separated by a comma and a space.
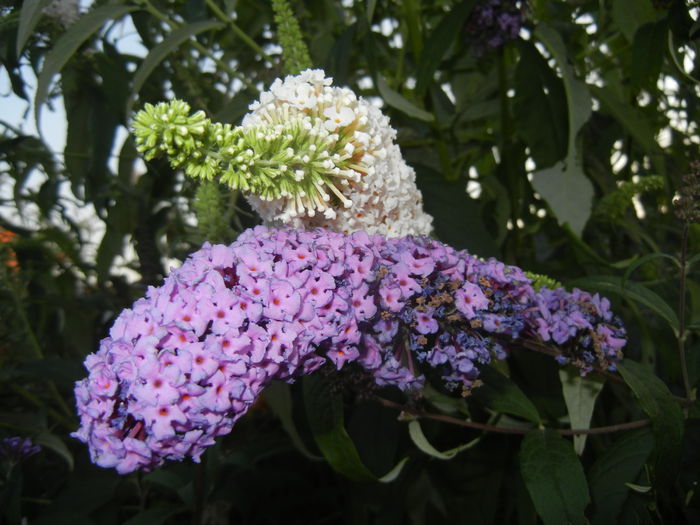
0, 436, 41, 462
73, 226, 625, 473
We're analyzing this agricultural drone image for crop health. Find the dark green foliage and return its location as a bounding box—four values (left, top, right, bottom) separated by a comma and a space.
1, 0, 699, 523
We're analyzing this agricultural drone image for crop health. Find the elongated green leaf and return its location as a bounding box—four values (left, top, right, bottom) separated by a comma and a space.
532, 25, 594, 236
414, 0, 477, 96
532, 160, 594, 237
535, 25, 591, 157
304, 375, 395, 481
471, 365, 541, 423
366, 0, 377, 22
128, 20, 223, 114
520, 429, 590, 525
632, 21, 668, 89
558, 367, 605, 454
588, 429, 654, 525
622, 252, 679, 284
617, 360, 684, 489
513, 41, 568, 168
408, 420, 480, 459
612, 0, 657, 42
413, 162, 498, 257
36, 431, 74, 471
376, 75, 434, 122
143, 469, 188, 494
34, 5, 137, 128
378, 457, 409, 483
16, 0, 52, 56
568, 275, 679, 333
591, 85, 665, 175
264, 381, 322, 461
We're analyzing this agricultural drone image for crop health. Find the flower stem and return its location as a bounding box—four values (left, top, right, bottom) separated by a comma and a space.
136, 0, 259, 93
204, 0, 273, 62
678, 222, 694, 402
374, 396, 650, 436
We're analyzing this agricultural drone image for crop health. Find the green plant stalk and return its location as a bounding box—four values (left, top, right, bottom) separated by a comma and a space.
204, 0, 273, 62
678, 222, 694, 402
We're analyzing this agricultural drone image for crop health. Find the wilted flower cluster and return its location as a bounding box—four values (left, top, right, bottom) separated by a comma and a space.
465, 0, 524, 55
42, 0, 80, 28
132, 70, 433, 238
674, 160, 700, 224
73, 226, 625, 474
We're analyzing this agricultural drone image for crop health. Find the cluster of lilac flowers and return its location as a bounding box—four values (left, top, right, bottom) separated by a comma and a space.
0, 436, 41, 463
465, 0, 524, 55
73, 226, 625, 474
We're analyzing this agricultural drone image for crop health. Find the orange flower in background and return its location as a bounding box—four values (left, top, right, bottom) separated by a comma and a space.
0, 227, 18, 271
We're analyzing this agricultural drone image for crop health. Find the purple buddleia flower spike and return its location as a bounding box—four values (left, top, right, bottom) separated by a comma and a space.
73, 226, 625, 473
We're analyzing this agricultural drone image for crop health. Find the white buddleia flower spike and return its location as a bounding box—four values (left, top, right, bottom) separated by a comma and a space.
242, 69, 433, 238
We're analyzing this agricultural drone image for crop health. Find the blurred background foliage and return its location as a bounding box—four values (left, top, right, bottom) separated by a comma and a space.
1, 0, 700, 523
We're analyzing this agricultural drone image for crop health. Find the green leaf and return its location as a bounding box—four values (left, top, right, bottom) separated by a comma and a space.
414, 0, 477, 96
590, 85, 665, 175
302, 375, 377, 481
531, 160, 594, 237
513, 41, 568, 168
632, 21, 668, 89
532, 25, 594, 236
412, 161, 498, 257
612, 0, 657, 42
408, 420, 480, 459
535, 25, 591, 157
128, 20, 224, 115
625, 482, 653, 494
622, 252, 679, 284
264, 381, 322, 461
588, 429, 654, 525
35, 431, 74, 471
376, 75, 434, 122
471, 365, 542, 423
366, 0, 377, 22
567, 275, 679, 333
617, 360, 684, 489
16, 0, 52, 56
520, 429, 590, 525
558, 367, 605, 454
143, 469, 189, 493
378, 457, 409, 483
34, 4, 137, 128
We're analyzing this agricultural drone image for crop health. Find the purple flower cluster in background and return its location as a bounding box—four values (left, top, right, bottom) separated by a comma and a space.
0, 436, 41, 463
465, 0, 524, 55
73, 226, 625, 474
